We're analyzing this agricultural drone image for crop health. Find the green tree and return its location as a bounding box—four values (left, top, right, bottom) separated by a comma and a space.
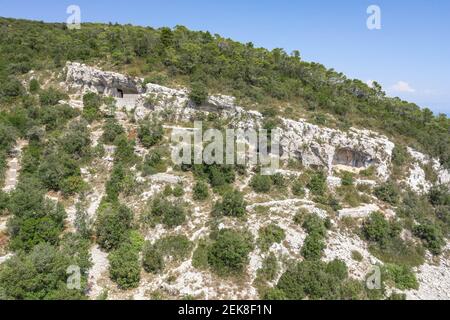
109, 243, 141, 289
189, 81, 208, 106
95, 203, 133, 251
208, 229, 254, 275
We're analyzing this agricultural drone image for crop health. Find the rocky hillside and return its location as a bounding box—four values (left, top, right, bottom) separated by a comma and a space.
0, 18, 449, 300
0, 60, 448, 300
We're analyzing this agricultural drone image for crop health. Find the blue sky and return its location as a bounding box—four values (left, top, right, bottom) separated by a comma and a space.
1, 0, 449, 114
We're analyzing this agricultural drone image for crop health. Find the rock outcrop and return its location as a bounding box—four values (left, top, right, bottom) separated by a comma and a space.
65, 61, 144, 97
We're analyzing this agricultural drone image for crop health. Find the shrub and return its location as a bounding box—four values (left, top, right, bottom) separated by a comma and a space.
264, 288, 287, 300
61, 119, 91, 159
413, 222, 445, 255
301, 233, 326, 260
428, 186, 450, 206
276, 259, 350, 300
257, 253, 279, 282
148, 196, 187, 228
0, 191, 10, 215
138, 118, 164, 148
39, 104, 78, 131
0, 243, 88, 300
39, 88, 67, 106
291, 180, 305, 197
363, 213, 424, 266
208, 229, 254, 275
155, 235, 193, 261
7, 182, 66, 252
102, 119, 125, 144
307, 171, 327, 196
250, 174, 273, 193
341, 172, 354, 186
38, 150, 82, 193
257, 224, 286, 252
82, 92, 102, 122
142, 242, 164, 274
326, 259, 348, 280
192, 240, 210, 270
302, 214, 327, 237
362, 212, 399, 247
141, 151, 167, 176
29, 78, 40, 93
189, 81, 208, 106
351, 250, 364, 262
0, 77, 24, 99
113, 134, 137, 164
213, 189, 246, 218
172, 184, 184, 197
374, 181, 400, 205
108, 243, 141, 289
95, 203, 133, 251
271, 173, 285, 187
384, 264, 419, 290
0, 123, 17, 151
392, 145, 409, 167
193, 181, 209, 201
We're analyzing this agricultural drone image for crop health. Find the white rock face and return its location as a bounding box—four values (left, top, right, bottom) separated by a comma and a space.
324, 231, 381, 280
405, 147, 450, 193
65, 61, 144, 97
405, 163, 432, 194
279, 119, 395, 181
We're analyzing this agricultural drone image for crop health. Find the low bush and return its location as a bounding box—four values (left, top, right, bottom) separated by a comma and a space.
250, 174, 273, 193
257, 224, 286, 252
276, 259, 353, 300
413, 221, 445, 255
155, 235, 193, 261
302, 214, 327, 237
307, 171, 327, 196
82, 92, 102, 122
109, 243, 141, 289
102, 119, 125, 144
208, 229, 254, 276
193, 181, 209, 201
142, 242, 164, 274
291, 180, 306, 197
138, 118, 164, 148
95, 203, 133, 251
147, 196, 187, 228
189, 81, 208, 106
213, 189, 246, 218
301, 233, 326, 260
374, 181, 400, 205
384, 264, 419, 290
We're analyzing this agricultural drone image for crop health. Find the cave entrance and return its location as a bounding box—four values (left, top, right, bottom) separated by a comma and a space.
117, 89, 124, 98
332, 148, 373, 168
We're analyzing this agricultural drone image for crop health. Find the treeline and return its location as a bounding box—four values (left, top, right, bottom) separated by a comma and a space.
0, 17, 448, 168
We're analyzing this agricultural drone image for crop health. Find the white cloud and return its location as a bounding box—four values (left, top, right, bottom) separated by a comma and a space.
391, 81, 415, 93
